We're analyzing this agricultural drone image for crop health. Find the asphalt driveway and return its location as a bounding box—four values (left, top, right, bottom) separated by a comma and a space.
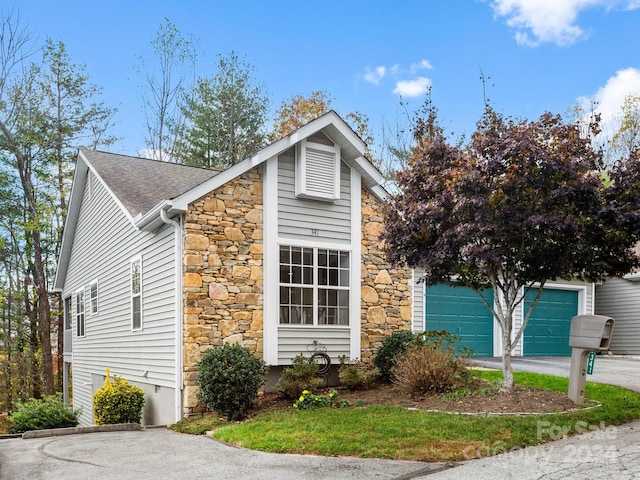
0, 428, 446, 480
2, 355, 640, 480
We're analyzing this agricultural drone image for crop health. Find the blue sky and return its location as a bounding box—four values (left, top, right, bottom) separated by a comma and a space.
12, 0, 640, 156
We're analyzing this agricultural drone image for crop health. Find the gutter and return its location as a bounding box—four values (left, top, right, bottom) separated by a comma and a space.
160, 208, 184, 423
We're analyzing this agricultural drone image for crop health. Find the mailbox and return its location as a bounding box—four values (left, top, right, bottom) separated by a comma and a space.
568, 314, 614, 351
568, 314, 615, 405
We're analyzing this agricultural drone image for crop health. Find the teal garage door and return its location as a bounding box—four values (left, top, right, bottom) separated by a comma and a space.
523, 288, 578, 356
425, 283, 494, 356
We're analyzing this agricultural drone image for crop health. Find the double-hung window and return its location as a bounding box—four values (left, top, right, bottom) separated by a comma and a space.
89, 280, 98, 315
75, 289, 85, 337
279, 245, 350, 326
131, 256, 142, 330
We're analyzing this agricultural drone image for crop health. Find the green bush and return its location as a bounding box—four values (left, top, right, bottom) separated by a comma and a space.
198, 343, 268, 421
338, 357, 378, 390
9, 395, 81, 433
93, 369, 145, 425
374, 330, 421, 382
275, 354, 324, 399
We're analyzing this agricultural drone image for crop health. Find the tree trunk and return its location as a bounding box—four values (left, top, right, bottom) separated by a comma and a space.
26, 287, 42, 400
501, 327, 515, 391
32, 229, 55, 395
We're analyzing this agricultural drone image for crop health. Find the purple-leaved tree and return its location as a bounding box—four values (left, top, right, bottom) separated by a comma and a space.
383, 106, 640, 390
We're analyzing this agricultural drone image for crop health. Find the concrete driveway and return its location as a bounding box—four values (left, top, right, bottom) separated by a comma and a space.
2, 355, 640, 480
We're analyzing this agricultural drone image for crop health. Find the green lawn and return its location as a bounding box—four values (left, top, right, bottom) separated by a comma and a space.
174, 371, 640, 462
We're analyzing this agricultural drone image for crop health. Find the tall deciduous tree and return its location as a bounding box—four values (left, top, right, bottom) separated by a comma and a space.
272, 91, 378, 167
610, 94, 640, 163
383, 105, 640, 390
272, 90, 333, 140
0, 11, 116, 398
136, 18, 196, 161
174, 52, 269, 168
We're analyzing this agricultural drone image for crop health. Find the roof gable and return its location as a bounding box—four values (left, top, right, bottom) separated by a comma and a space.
55, 111, 386, 291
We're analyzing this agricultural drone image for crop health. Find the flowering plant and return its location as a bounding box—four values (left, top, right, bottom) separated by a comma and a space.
293, 389, 350, 410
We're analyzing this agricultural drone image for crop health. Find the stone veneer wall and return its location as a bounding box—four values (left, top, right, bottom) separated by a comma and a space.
360, 188, 413, 364
182, 167, 264, 416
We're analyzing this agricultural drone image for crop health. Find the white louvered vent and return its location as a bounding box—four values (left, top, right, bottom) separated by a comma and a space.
295, 139, 340, 201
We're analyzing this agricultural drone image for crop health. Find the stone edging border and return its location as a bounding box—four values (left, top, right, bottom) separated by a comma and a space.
17, 422, 143, 439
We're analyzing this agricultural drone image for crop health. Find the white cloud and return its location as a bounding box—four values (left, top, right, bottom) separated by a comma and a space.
578, 68, 640, 124
489, 0, 640, 46
410, 59, 434, 74
393, 77, 432, 97
364, 66, 387, 85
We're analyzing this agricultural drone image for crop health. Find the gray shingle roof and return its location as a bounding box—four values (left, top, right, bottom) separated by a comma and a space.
80, 148, 219, 218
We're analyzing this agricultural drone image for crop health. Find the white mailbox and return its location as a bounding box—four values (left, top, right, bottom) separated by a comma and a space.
568, 315, 614, 351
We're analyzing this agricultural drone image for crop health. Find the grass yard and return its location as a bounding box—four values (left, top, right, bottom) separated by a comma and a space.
173, 370, 640, 462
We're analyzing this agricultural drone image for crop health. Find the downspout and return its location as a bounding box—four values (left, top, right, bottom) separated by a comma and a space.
160, 208, 183, 423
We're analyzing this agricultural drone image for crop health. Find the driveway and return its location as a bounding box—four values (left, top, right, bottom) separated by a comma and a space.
0, 428, 445, 480
2, 356, 640, 480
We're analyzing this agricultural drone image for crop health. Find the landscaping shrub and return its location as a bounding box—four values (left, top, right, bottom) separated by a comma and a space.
275, 354, 324, 399
394, 344, 471, 396
338, 357, 378, 390
9, 395, 80, 433
93, 369, 145, 425
198, 343, 268, 421
374, 330, 421, 382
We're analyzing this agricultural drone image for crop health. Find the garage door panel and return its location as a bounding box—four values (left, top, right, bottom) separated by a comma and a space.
524, 288, 577, 356
425, 283, 493, 356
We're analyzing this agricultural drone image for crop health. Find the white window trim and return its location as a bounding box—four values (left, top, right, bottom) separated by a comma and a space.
75, 288, 85, 338
131, 256, 143, 331
89, 279, 99, 315
278, 245, 351, 328
63, 295, 72, 331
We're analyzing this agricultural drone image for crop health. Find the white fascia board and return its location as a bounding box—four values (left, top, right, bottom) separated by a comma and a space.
134, 200, 175, 231
53, 152, 89, 291
81, 151, 138, 229
623, 272, 640, 281
170, 137, 295, 211
262, 156, 279, 365
322, 111, 367, 154
350, 168, 362, 360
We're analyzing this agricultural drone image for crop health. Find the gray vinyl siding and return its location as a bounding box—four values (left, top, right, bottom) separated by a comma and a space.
277, 327, 350, 364
277, 152, 351, 244
595, 277, 640, 354
62, 176, 176, 426
275, 149, 354, 363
